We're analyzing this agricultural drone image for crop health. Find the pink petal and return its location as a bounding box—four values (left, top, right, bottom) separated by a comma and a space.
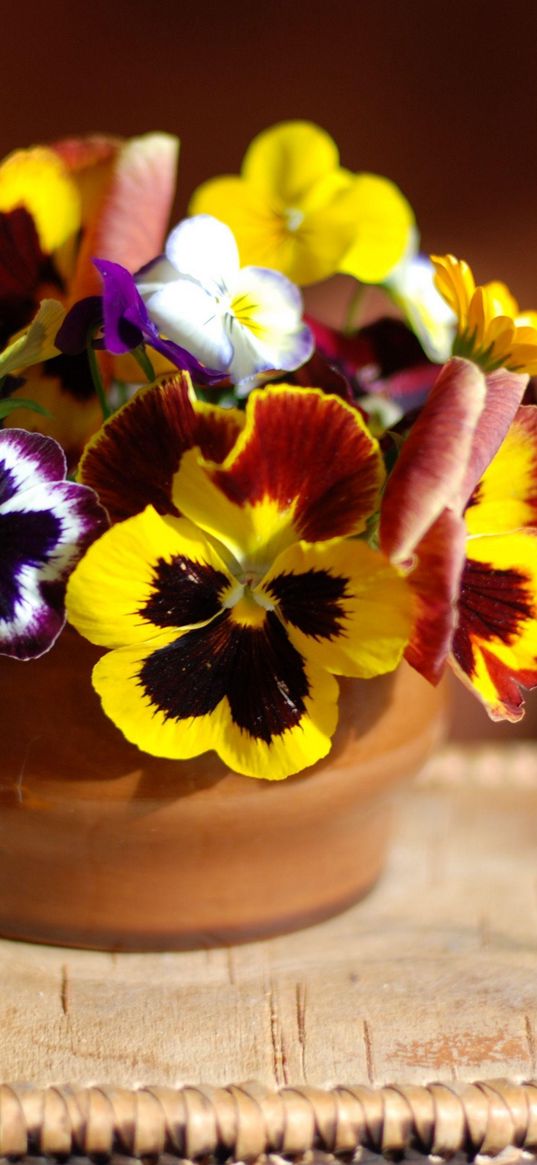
380, 357, 487, 561
68, 132, 179, 303
452, 367, 529, 510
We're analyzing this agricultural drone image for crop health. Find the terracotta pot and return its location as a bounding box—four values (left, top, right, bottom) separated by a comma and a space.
0, 630, 446, 951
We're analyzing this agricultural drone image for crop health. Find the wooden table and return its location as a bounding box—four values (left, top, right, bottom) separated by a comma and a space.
1, 744, 536, 1159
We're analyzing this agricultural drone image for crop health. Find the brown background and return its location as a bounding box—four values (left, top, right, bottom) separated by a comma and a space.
2, 0, 537, 737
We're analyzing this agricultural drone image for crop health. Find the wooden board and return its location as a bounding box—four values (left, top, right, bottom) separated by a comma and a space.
1, 744, 537, 1088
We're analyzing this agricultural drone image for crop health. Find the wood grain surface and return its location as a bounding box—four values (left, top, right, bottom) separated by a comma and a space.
1, 744, 536, 1088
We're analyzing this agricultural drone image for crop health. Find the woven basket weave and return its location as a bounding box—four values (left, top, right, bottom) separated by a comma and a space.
1, 1080, 536, 1159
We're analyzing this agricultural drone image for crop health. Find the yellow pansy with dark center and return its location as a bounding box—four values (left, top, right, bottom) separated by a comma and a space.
67, 379, 413, 779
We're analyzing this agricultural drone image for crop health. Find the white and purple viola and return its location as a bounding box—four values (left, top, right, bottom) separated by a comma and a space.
0, 429, 106, 660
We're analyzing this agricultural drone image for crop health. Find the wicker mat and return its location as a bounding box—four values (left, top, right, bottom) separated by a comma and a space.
0, 1080, 536, 1159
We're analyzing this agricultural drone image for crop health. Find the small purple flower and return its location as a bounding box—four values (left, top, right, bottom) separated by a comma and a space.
56, 261, 223, 385
0, 429, 107, 659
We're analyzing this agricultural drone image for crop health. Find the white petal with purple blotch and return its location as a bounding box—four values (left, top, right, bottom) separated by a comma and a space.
0, 429, 66, 501
0, 430, 106, 659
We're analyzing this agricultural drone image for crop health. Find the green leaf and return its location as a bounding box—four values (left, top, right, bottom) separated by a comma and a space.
0, 397, 53, 421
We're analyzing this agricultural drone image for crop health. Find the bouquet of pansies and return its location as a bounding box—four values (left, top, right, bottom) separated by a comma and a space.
1, 121, 536, 780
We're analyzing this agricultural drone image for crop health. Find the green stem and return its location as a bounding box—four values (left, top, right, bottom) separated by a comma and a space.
343, 281, 366, 335
133, 346, 156, 382
87, 337, 111, 421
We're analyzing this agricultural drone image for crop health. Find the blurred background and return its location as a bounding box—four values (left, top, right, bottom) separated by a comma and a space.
2, 0, 537, 737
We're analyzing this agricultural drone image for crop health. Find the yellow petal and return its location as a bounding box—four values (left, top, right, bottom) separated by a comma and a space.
0, 146, 80, 254
66, 506, 235, 648
0, 299, 65, 375
242, 120, 340, 204
465, 407, 537, 535
189, 173, 355, 284
451, 531, 537, 721
482, 279, 519, 319
431, 254, 475, 325
91, 625, 340, 779
338, 174, 415, 284
264, 538, 412, 678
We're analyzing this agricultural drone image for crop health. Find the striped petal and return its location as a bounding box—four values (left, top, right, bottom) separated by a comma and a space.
91, 614, 339, 779
404, 509, 468, 683
263, 538, 412, 678
0, 429, 106, 659
464, 405, 537, 535
380, 358, 487, 561
172, 386, 384, 569
453, 369, 529, 511
69, 133, 179, 303
66, 505, 236, 649
79, 374, 244, 524
451, 531, 537, 721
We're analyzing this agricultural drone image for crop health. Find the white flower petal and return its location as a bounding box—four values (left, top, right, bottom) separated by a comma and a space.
136, 254, 177, 292
228, 266, 313, 383
227, 326, 275, 384
146, 280, 233, 370
232, 266, 304, 334
165, 215, 240, 292
387, 254, 456, 363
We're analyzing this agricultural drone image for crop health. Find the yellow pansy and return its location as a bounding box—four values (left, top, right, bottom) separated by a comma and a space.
189, 120, 415, 287
67, 382, 412, 779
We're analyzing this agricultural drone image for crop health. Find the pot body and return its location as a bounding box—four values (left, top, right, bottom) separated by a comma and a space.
0, 631, 446, 950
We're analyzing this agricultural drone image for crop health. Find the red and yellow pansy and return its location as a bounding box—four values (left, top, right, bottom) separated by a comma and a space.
66, 379, 412, 778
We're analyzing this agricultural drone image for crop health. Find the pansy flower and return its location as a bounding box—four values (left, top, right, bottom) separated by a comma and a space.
135, 215, 314, 386
431, 254, 537, 374
0, 429, 106, 659
56, 259, 223, 386
66, 382, 412, 779
379, 355, 537, 720
189, 120, 415, 287
451, 407, 537, 720
1, 133, 179, 454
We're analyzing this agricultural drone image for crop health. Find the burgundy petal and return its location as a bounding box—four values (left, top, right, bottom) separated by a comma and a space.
404, 509, 467, 683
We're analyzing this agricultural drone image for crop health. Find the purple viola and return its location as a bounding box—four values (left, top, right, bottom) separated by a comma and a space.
56, 260, 223, 385
0, 429, 107, 659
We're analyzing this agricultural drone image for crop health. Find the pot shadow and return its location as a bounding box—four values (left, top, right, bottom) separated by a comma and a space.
0, 627, 398, 813
130, 670, 398, 811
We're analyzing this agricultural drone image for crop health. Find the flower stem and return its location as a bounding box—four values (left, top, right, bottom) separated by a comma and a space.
344, 281, 366, 335
133, 346, 156, 382
87, 336, 111, 420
